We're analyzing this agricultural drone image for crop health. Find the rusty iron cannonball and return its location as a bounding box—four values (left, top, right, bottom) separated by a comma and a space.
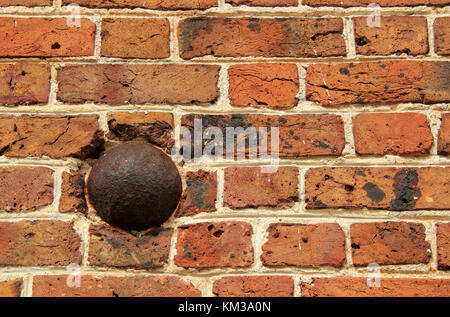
86, 142, 182, 231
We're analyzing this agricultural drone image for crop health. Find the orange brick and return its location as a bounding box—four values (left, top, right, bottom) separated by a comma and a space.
213, 276, 294, 297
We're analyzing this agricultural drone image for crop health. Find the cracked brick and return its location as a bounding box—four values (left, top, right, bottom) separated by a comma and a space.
62, 0, 217, 10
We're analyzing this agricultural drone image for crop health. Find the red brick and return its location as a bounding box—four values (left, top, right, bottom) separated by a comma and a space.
438, 113, 450, 155
437, 223, 450, 270
0, 280, 22, 297
107, 112, 174, 153
213, 276, 294, 297
354, 16, 428, 56
0, 18, 95, 57
353, 113, 433, 156
261, 223, 345, 267
224, 167, 299, 209
179, 18, 345, 59
303, 0, 450, 7
351, 222, 431, 266
59, 171, 87, 214
229, 63, 299, 109
176, 170, 217, 217
88, 225, 172, 269
0, 64, 50, 106
226, 0, 297, 6
0, 220, 81, 266
0, 167, 53, 212
33, 275, 201, 297
101, 18, 170, 59
306, 61, 450, 106
0, 115, 104, 159
305, 167, 450, 210
435, 17, 450, 56
301, 277, 450, 297
0, 0, 51, 5
57, 64, 220, 105
181, 114, 345, 159
63, 0, 217, 9
175, 222, 253, 268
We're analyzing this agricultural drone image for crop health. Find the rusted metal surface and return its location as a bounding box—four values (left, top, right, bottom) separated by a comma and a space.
87, 142, 182, 231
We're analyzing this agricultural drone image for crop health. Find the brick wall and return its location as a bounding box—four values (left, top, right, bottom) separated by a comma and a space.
0, 0, 449, 297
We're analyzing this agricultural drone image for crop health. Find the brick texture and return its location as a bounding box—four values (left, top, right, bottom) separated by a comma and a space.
351, 222, 431, 266
179, 18, 345, 59
0, 221, 81, 266
261, 223, 346, 267
226, 0, 297, 5
0, 167, 53, 212
437, 223, 450, 270
63, 0, 218, 10
306, 61, 450, 106
438, 113, 450, 155
57, 64, 220, 105
213, 276, 294, 297
176, 170, 217, 217
59, 170, 87, 214
0, 18, 95, 57
229, 63, 299, 109
0, 280, 22, 297
354, 16, 428, 56
33, 275, 201, 297
181, 114, 345, 159
353, 113, 433, 156
301, 277, 450, 297
0, 64, 50, 106
175, 222, 253, 268
0, 0, 51, 5
305, 167, 450, 210
101, 18, 170, 59
107, 112, 174, 152
224, 167, 299, 209
435, 17, 450, 56
303, 0, 450, 7
88, 225, 172, 269
0, 115, 104, 159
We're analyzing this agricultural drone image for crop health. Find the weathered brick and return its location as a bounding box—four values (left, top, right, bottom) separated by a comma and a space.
57, 64, 220, 105
63, 0, 217, 10
175, 222, 253, 268
107, 112, 174, 153
354, 16, 428, 56
224, 167, 298, 209
0, 167, 53, 212
0, 64, 50, 106
438, 113, 450, 155
305, 167, 450, 210
0, 18, 95, 57
435, 17, 450, 56
301, 277, 450, 297
59, 171, 87, 214
306, 61, 450, 106
229, 63, 299, 109
0, 115, 104, 159
353, 113, 433, 156
179, 18, 346, 59
33, 275, 201, 297
101, 18, 170, 59
0, 0, 51, 5
181, 114, 345, 159
303, 0, 450, 7
88, 225, 172, 269
0, 280, 22, 297
351, 222, 431, 266
437, 223, 450, 270
261, 223, 345, 267
225, 0, 297, 6
213, 276, 294, 297
0, 220, 81, 266
176, 170, 217, 217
